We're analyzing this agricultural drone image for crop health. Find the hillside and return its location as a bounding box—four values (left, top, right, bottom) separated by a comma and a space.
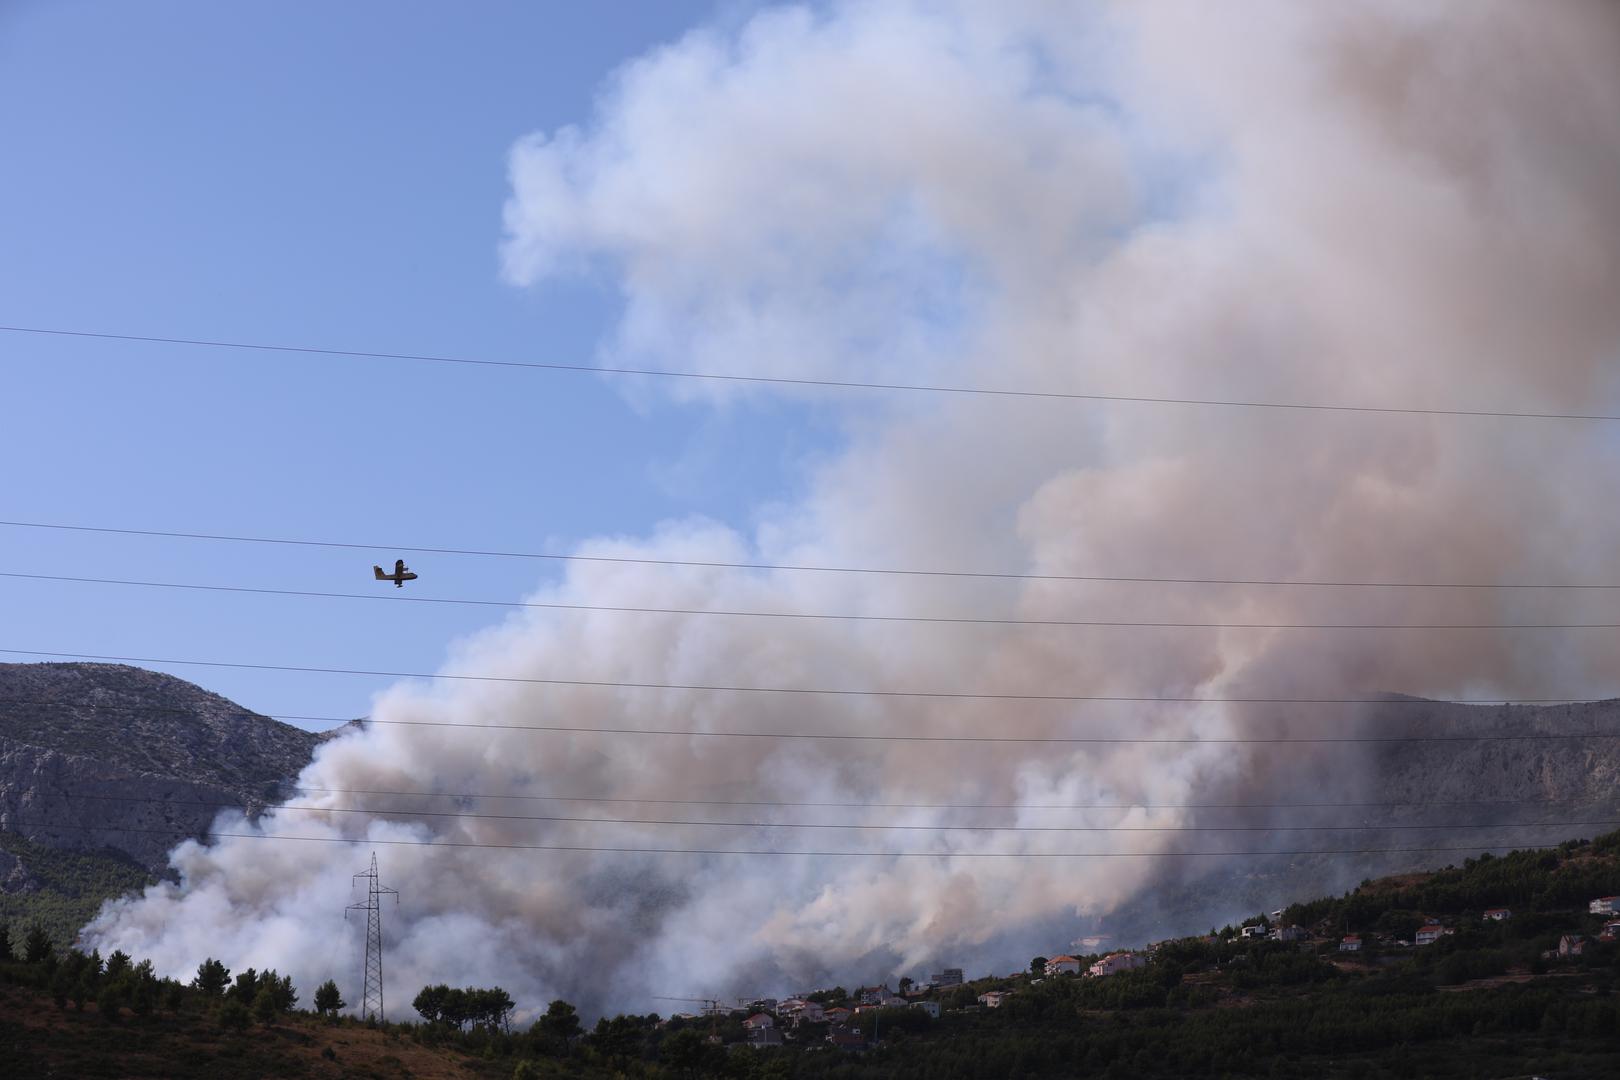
4, 833, 1619, 1078
0, 663, 331, 945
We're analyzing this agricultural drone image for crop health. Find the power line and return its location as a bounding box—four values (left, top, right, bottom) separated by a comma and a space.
54, 792, 1620, 834
6, 686, 1614, 744
14, 820, 1589, 859
7, 324, 1619, 423
0, 698, 352, 727
1, 699, 1607, 806
10, 569, 1620, 631
288, 785, 1610, 813
6, 519, 1619, 590
5, 648, 1614, 708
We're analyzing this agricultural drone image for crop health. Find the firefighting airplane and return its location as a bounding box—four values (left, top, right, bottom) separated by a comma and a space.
372, 559, 418, 588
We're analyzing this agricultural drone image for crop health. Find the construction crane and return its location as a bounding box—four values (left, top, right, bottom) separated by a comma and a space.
653, 995, 728, 1018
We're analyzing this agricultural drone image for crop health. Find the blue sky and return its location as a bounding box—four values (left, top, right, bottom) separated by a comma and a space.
0, 0, 840, 725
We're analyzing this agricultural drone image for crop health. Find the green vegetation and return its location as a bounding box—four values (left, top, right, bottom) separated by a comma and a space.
0, 831, 154, 950
3, 832, 1620, 1077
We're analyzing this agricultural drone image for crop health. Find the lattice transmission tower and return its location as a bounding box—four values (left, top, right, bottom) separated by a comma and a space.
345, 851, 399, 1021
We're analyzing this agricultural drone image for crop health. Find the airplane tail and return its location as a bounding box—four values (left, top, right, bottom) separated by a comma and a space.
373, 566, 385, 579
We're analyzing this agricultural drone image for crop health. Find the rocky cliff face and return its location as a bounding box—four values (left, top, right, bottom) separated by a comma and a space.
1103, 695, 1620, 945
0, 662, 331, 878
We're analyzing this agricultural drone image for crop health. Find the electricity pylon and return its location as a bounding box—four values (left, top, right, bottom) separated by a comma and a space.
345, 851, 399, 1021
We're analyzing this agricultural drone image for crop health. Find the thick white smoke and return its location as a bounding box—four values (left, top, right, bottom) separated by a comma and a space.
87, 1, 1620, 1018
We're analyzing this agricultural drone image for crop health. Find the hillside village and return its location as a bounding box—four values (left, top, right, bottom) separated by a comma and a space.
4, 832, 1620, 1077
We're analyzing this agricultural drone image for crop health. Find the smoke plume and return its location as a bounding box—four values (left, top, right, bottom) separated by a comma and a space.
87, 1, 1620, 1018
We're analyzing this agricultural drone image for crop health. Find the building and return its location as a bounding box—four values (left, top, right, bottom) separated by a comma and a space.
977, 991, 1010, 1009
746, 1027, 784, 1048
1271, 925, 1308, 943
1044, 955, 1081, 976
743, 1013, 775, 1031
855, 985, 889, 1005
1599, 921, 1620, 942
1089, 953, 1148, 978
1483, 908, 1511, 921
931, 967, 964, 987
1240, 925, 1268, 939
879, 993, 908, 1008
1588, 896, 1618, 915
1415, 923, 1446, 946
1339, 936, 1362, 953
911, 1000, 941, 1019
1559, 934, 1585, 958
823, 1006, 851, 1025
827, 1026, 867, 1051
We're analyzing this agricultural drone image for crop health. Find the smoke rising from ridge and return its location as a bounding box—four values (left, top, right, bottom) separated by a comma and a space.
87, 1, 1620, 1017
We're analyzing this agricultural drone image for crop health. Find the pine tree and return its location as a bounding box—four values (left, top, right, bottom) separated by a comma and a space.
23, 925, 52, 963
314, 979, 345, 1016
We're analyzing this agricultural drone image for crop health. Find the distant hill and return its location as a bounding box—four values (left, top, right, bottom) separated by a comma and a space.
0, 663, 333, 945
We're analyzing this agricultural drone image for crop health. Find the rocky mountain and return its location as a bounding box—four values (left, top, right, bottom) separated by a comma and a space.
0, 662, 336, 942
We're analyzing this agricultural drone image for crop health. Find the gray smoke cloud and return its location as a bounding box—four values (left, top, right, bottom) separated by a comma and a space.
86, 0, 1620, 1018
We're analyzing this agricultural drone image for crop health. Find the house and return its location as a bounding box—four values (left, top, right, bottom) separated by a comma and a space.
1241, 925, 1268, 940
977, 991, 1010, 1009
1088, 953, 1147, 978
931, 967, 963, 987
1601, 920, 1620, 942
1415, 923, 1446, 946
827, 1026, 867, 1051
1483, 908, 1511, 921
1044, 955, 1081, 976
792, 1001, 825, 1024
1559, 934, 1585, 958
1588, 896, 1618, 915
879, 993, 908, 1008
855, 985, 890, 1005
911, 1000, 941, 1019
1271, 925, 1308, 943
1339, 936, 1362, 953
743, 1013, 774, 1031
746, 1027, 784, 1048
823, 1007, 851, 1024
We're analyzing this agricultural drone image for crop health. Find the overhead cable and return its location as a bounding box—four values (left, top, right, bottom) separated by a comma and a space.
52, 792, 1620, 834
13, 820, 1586, 859
9, 569, 1620, 630
3, 647, 1613, 709
5, 519, 1619, 589
5, 324, 1617, 422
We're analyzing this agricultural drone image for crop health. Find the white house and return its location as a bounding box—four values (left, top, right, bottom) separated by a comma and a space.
1044, 955, 1081, 976
1271, 925, 1308, 943
1339, 936, 1362, 953
1415, 923, 1446, 946
1588, 896, 1618, 915
1241, 925, 1268, 940
1088, 953, 1147, 978
1559, 934, 1585, 958
911, 1000, 941, 1019
743, 1013, 775, 1031
977, 991, 1009, 1009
